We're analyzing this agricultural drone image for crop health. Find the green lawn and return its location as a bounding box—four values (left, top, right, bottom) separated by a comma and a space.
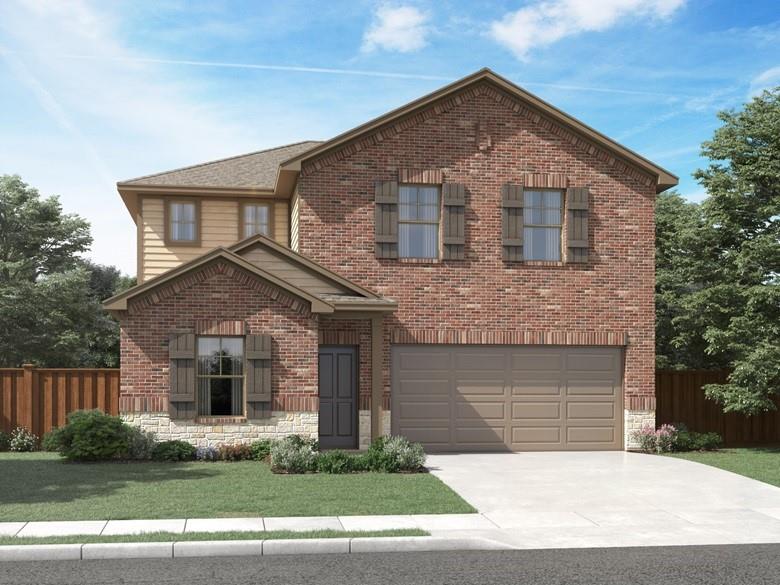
0, 453, 474, 521
0, 529, 428, 546
667, 447, 780, 487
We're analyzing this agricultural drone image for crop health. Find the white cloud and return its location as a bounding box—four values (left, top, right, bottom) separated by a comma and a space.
749, 66, 780, 97
362, 5, 430, 53
489, 0, 687, 60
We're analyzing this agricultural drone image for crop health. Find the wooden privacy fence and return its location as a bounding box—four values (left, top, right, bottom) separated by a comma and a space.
656, 370, 780, 446
0, 366, 120, 437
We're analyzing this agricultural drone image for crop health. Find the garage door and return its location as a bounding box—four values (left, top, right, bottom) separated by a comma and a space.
391, 345, 623, 452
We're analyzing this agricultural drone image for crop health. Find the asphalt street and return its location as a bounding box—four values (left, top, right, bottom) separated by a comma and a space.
1, 544, 778, 585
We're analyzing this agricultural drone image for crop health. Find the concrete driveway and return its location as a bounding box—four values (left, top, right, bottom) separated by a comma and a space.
427, 452, 780, 549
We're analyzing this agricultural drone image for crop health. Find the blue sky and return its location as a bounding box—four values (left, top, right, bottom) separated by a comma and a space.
1, 0, 778, 274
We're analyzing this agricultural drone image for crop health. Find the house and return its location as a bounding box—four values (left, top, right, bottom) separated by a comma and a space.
104, 68, 677, 452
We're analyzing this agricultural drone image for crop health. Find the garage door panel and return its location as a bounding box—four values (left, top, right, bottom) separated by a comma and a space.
511, 401, 561, 420
457, 401, 505, 420
397, 379, 450, 396
392, 345, 622, 452
567, 401, 616, 419
398, 401, 450, 420
567, 426, 616, 444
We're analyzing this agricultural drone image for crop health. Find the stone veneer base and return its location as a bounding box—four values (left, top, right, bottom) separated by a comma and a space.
121, 412, 318, 447
624, 409, 656, 450
358, 410, 392, 450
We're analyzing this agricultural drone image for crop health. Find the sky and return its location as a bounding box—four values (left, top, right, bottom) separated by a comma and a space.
1, 0, 778, 275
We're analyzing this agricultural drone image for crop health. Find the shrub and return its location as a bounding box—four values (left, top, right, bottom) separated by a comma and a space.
676, 430, 723, 451
250, 439, 274, 461
286, 434, 319, 451
217, 443, 254, 461
364, 435, 426, 472
349, 452, 371, 472
632, 425, 658, 453
41, 428, 64, 452
270, 436, 317, 473
124, 426, 156, 460
0, 431, 11, 452
655, 424, 678, 453
9, 427, 38, 452
57, 410, 128, 461
151, 440, 196, 462
195, 445, 219, 461
316, 449, 353, 474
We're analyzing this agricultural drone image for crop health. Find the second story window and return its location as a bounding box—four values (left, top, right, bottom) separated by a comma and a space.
399, 185, 440, 259
524, 190, 562, 261
242, 203, 271, 238
167, 200, 199, 245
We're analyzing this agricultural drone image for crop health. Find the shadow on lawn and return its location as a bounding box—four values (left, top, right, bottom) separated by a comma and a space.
0, 458, 219, 506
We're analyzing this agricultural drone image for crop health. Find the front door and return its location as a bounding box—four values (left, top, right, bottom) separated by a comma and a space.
318, 346, 357, 449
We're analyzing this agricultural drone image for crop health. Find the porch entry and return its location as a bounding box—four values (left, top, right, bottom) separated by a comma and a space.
318, 346, 358, 449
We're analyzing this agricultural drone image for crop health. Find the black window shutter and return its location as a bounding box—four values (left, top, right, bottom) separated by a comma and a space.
501, 184, 524, 261
375, 181, 399, 259
246, 334, 272, 419
566, 187, 589, 263
169, 333, 196, 419
442, 183, 466, 260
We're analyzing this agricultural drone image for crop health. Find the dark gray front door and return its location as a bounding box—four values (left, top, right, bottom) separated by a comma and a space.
318, 346, 357, 449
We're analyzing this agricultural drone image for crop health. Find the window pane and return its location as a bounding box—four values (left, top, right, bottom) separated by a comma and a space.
524, 191, 542, 207
209, 378, 233, 416
243, 205, 270, 237
197, 337, 221, 375
170, 203, 196, 241
220, 338, 244, 376
418, 187, 439, 206
399, 223, 438, 258
399, 185, 417, 206
172, 202, 195, 222
542, 191, 562, 208
173, 222, 195, 241
524, 227, 561, 261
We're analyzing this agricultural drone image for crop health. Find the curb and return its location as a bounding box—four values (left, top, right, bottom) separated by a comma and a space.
0, 536, 514, 562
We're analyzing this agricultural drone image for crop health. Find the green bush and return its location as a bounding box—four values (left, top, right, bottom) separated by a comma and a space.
250, 439, 274, 461
364, 435, 426, 472
124, 426, 156, 460
9, 427, 38, 452
0, 431, 10, 452
316, 449, 353, 474
57, 410, 128, 461
286, 434, 319, 451
349, 452, 371, 472
41, 428, 64, 452
675, 430, 723, 451
217, 443, 254, 461
151, 440, 196, 462
270, 436, 317, 473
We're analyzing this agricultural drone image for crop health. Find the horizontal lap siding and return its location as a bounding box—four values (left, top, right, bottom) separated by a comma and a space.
0, 368, 119, 437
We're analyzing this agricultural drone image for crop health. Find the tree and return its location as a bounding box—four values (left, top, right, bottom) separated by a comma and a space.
0, 175, 131, 367
657, 88, 780, 414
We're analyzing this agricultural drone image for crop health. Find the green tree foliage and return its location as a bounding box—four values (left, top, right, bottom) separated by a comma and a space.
0, 175, 132, 367
657, 88, 779, 414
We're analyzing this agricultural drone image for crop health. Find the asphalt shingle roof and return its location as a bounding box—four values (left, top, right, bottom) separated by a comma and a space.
119, 141, 323, 189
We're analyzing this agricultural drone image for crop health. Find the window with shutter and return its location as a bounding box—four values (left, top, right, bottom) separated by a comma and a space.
442, 183, 465, 260
169, 333, 196, 419
566, 187, 589, 263
245, 334, 272, 419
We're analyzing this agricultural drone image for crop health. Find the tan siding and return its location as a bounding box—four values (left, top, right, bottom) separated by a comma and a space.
274, 201, 289, 246
290, 189, 300, 252
240, 245, 350, 295
141, 198, 239, 281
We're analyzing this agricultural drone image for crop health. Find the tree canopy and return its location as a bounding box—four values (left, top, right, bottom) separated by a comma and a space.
656, 87, 780, 414
0, 175, 132, 367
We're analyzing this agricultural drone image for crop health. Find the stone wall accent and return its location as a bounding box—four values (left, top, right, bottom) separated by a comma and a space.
359, 410, 391, 449
122, 412, 318, 447
624, 409, 655, 450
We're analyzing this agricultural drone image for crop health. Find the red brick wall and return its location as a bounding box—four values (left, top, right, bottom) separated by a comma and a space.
296, 82, 656, 408
119, 260, 319, 413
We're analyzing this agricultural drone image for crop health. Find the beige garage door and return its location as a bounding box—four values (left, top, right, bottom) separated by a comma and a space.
391, 345, 623, 452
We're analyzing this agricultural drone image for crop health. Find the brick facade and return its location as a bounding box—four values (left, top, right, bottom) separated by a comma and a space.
296, 81, 656, 410
119, 260, 319, 415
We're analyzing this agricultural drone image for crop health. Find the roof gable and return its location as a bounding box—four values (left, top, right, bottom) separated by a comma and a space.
279, 69, 677, 193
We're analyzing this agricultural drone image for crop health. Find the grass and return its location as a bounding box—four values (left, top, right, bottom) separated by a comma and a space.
667, 447, 780, 488
0, 529, 428, 546
0, 453, 474, 521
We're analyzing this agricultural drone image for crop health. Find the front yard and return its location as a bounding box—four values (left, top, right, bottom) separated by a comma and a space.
0, 453, 474, 521
667, 448, 780, 488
